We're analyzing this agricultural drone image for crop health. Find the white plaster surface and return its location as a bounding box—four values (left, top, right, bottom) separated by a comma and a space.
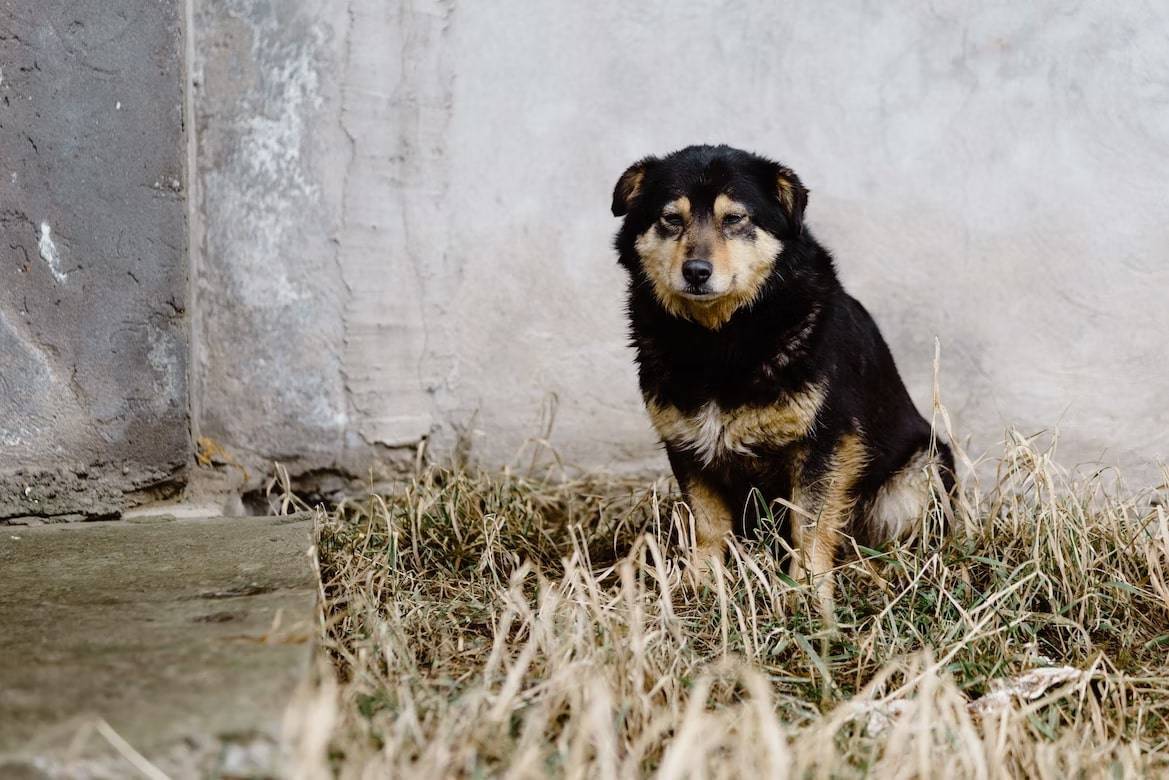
195, 1, 1169, 480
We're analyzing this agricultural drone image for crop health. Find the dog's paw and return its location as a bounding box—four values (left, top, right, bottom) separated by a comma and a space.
783, 568, 839, 631
683, 548, 724, 590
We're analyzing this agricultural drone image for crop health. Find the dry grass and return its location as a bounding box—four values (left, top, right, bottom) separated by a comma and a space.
288, 432, 1169, 779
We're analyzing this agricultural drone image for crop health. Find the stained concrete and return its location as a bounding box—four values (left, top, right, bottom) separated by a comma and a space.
191, 1, 1169, 484
0, 1, 190, 518
189, 0, 354, 485
0, 512, 316, 778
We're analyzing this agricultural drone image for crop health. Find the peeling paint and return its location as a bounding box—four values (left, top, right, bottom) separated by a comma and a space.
205, 10, 323, 309
37, 223, 67, 283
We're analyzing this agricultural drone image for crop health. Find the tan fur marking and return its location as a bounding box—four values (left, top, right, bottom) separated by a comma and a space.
683, 295, 750, 332
777, 176, 797, 216
776, 167, 804, 219
634, 198, 690, 321
626, 169, 644, 202
685, 480, 733, 556
662, 196, 691, 222
646, 383, 825, 467
616, 167, 646, 212
712, 193, 745, 220
789, 433, 869, 618
722, 228, 781, 320
633, 195, 782, 331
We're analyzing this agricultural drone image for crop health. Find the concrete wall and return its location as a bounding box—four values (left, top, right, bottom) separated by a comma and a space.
1, 1, 189, 520
189, 0, 351, 492
194, 1, 1169, 485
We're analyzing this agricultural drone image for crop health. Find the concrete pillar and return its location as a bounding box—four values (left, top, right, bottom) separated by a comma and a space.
0, 1, 190, 521
188, 0, 352, 490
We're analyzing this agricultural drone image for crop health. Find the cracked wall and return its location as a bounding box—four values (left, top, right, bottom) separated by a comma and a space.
194, 2, 1169, 483
1, 1, 189, 520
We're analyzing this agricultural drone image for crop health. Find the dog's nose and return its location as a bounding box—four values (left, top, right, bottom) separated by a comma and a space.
682, 259, 713, 286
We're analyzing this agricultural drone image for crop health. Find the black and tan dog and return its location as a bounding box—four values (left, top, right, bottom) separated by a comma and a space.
611, 144, 953, 614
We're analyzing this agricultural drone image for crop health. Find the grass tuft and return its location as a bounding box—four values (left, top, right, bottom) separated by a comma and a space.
291, 433, 1169, 778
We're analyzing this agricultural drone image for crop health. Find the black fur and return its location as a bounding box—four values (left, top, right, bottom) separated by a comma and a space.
612, 144, 953, 546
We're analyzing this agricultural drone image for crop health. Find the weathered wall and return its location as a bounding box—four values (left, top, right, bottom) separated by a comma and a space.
190, 0, 348, 485
0, 1, 189, 520
194, 2, 1169, 484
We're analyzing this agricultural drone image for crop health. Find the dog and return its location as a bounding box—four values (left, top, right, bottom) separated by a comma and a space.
611, 144, 954, 616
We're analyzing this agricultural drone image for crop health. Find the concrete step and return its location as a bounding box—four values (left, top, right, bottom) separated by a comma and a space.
0, 512, 317, 778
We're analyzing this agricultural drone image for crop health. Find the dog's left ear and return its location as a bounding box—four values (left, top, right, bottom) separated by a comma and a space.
773, 164, 809, 236
611, 157, 656, 217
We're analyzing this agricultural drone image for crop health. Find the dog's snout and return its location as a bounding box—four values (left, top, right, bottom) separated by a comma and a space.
682, 259, 713, 286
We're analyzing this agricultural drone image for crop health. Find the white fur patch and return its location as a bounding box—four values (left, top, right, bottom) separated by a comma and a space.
659, 402, 754, 466
867, 449, 938, 541
648, 385, 824, 468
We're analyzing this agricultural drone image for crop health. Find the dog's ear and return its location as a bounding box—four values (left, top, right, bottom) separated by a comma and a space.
611, 157, 656, 217
773, 164, 809, 236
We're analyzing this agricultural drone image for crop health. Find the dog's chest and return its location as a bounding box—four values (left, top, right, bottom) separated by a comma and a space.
647, 383, 824, 467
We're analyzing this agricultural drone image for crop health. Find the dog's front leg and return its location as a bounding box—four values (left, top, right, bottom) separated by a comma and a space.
787, 493, 845, 621
788, 434, 867, 623
683, 479, 734, 577
667, 449, 733, 579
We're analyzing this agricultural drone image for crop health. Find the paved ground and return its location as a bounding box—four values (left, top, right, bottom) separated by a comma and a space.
0, 512, 317, 778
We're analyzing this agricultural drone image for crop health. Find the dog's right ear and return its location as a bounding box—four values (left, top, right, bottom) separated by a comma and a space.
611, 157, 656, 217
773, 164, 809, 236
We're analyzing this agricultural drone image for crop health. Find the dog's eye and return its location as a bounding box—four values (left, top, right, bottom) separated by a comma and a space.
723, 213, 747, 226
661, 214, 684, 227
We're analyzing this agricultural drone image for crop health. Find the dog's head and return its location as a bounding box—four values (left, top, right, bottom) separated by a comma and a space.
612, 145, 807, 329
